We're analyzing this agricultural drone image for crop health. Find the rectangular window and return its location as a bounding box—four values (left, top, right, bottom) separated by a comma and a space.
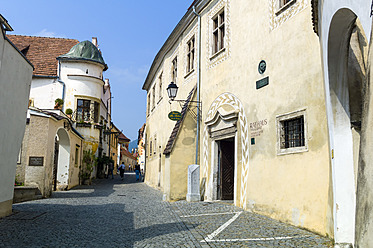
154, 136, 157, 155
279, 0, 292, 8
172, 57, 178, 83
158, 73, 163, 102
150, 140, 153, 156
77, 99, 91, 122
152, 85, 156, 110
277, 110, 307, 155
281, 116, 304, 148
187, 37, 195, 73
213, 11, 225, 54
94, 102, 99, 123
75, 147, 79, 165
147, 94, 151, 116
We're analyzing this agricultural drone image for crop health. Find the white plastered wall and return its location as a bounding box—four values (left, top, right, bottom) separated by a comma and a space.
319, 0, 372, 245
0, 33, 33, 215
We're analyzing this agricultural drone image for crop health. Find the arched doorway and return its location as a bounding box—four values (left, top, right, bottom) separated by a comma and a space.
203, 93, 250, 208
326, 8, 368, 245
53, 128, 70, 190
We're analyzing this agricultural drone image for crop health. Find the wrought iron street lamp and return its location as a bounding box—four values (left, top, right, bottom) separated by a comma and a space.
167, 82, 179, 101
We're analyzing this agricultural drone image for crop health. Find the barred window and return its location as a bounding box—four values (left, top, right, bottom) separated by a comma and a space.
277, 110, 307, 155
281, 116, 304, 148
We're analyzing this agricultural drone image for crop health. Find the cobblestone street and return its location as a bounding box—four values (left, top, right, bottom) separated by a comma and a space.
0, 173, 332, 247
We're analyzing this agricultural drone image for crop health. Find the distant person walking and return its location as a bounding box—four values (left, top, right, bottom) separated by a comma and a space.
135, 164, 141, 181
128, 164, 132, 172
118, 162, 125, 180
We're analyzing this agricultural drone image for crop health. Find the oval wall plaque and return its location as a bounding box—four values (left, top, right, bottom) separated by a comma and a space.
258, 60, 266, 74
168, 111, 182, 121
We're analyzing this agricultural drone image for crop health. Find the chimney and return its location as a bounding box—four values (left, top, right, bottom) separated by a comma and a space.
92, 37, 98, 47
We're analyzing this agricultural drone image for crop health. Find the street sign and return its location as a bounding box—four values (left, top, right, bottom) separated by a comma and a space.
168, 111, 182, 121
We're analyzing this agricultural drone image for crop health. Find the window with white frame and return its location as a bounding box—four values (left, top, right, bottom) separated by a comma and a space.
213, 10, 225, 55
277, 110, 307, 155
186, 37, 195, 73
172, 57, 178, 83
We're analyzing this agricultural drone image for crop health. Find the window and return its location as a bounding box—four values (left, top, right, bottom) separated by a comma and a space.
150, 140, 153, 156
158, 73, 163, 102
94, 102, 99, 123
152, 85, 156, 110
154, 136, 157, 155
277, 110, 307, 155
77, 99, 91, 122
147, 94, 151, 116
281, 117, 304, 148
172, 57, 178, 83
213, 11, 225, 54
279, 0, 292, 8
75, 147, 79, 166
187, 37, 195, 73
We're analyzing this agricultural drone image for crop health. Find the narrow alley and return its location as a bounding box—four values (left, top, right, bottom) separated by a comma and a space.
0, 173, 332, 248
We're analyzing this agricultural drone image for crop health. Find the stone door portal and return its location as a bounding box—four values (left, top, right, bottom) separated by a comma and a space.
218, 138, 235, 200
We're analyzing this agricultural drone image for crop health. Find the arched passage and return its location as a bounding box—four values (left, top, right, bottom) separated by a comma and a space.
327, 8, 368, 245
55, 128, 70, 190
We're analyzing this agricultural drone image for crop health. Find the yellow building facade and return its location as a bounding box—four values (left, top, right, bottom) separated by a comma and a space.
143, 0, 333, 237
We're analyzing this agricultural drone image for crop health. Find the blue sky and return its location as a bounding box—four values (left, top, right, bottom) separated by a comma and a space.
2, 1, 192, 140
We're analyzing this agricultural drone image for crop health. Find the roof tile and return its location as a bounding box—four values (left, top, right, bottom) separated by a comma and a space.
7, 35, 79, 77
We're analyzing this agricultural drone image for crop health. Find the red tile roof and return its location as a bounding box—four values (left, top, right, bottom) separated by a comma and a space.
121, 147, 136, 160
118, 133, 130, 142
7, 35, 79, 77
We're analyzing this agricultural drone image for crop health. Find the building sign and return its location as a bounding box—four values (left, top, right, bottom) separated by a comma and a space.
29, 156, 44, 166
256, 76, 269, 89
168, 111, 182, 121
250, 119, 268, 137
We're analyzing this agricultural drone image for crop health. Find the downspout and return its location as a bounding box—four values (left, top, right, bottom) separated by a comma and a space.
57, 60, 66, 112
192, 5, 201, 165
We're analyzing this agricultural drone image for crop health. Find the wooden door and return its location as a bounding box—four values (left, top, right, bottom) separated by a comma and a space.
219, 139, 235, 200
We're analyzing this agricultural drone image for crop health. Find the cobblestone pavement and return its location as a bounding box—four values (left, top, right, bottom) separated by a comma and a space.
0, 173, 332, 247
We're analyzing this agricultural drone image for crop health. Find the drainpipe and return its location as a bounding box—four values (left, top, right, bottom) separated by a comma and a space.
192, 5, 201, 165
57, 60, 66, 112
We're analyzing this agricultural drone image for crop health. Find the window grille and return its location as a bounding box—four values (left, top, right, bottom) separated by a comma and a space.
281, 116, 305, 148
